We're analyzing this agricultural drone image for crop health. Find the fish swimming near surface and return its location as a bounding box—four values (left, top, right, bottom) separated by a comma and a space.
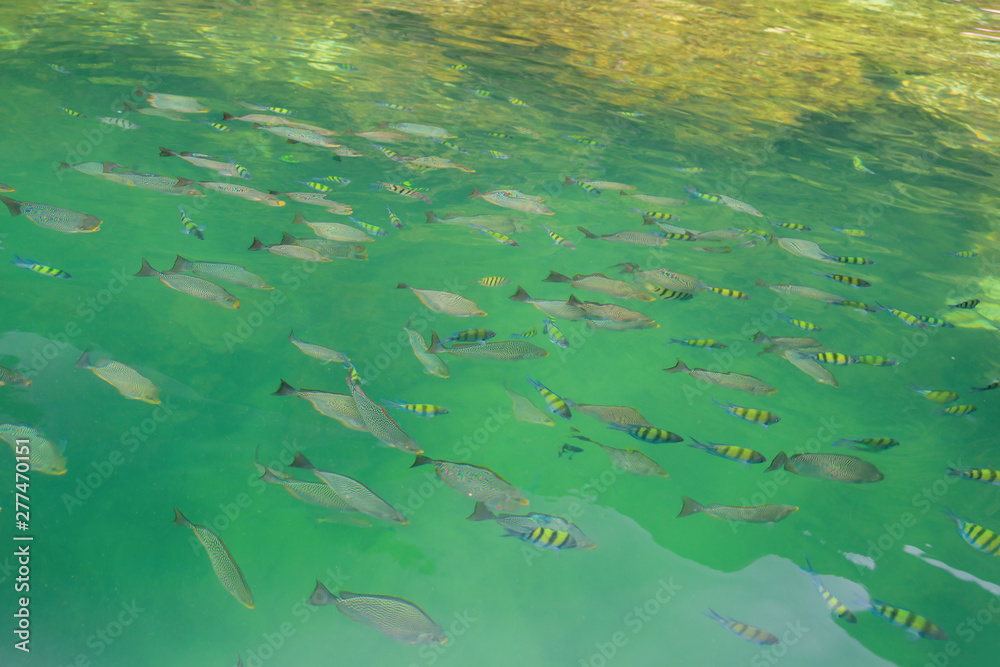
765, 451, 884, 483
867, 599, 947, 640
427, 333, 548, 361
0, 195, 101, 233
307, 581, 447, 645
348, 379, 422, 454
172, 508, 254, 609
272, 380, 367, 431
135, 258, 242, 307
801, 555, 857, 622
704, 610, 778, 644
0, 423, 66, 475
678, 496, 797, 523
595, 443, 669, 477
287, 330, 349, 364
290, 452, 408, 523
467, 501, 595, 550
687, 438, 766, 464
503, 383, 554, 426
411, 454, 528, 511
75, 349, 160, 404
11, 255, 71, 279
0, 365, 31, 387
471, 187, 553, 215
397, 283, 485, 317
249, 234, 332, 262
941, 508, 1000, 555
508, 287, 589, 320
404, 325, 449, 378
170, 256, 271, 289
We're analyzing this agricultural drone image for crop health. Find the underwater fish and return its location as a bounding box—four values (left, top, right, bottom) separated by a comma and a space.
411, 454, 528, 511
801, 555, 857, 623
471, 187, 553, 215
942, 508, 1000, 555
687, 439, 765, 464
0, 195, 101, 233
397, 283, 485, 317
272, 380, 366, 431
172, 508, 254, 608
0, 423, 66, 475
713, 401, 780, 428
11, 255, 71, 279
704, 610, 778, 644
75, 349, 160, 404
867, 600, 947, 640
0, 365, 30, 387
307, 582, 446, 645
290, 453, 408, 523
832, 438, 899, 452
135, 258, 242, 307
427, 334, 548, 361
503, 383, 554, 426
678, 497, 797, 523
765, 451, 884, 483
595, 443, 668, 478
467, 502, 594, 550
249, 234, 332, 262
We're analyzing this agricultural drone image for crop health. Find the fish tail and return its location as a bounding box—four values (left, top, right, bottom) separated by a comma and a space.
410, 454, 433, 468
10, 254, 28, 268
466, 501, 496, 522
765, 451, 789, 473
171, 507, 191, 527
169, 255, 193, 273
941, 507, 961, 523
306, 581, 338, 606
426, 331, 445, 354
509, 286, 531, 302
158, 146, 177, 157
381, 398, 403, 410
660, 357, 685, 372
606, 423, 627, 432
469, 187, 483, 198
248, 238, 267, 251
754, 278, 769, 287
684, 185, 699, 197
272, 379, 298, 396
543, 270, 572, 283
615, 262, 639, 274
677, 496, 705, 518
74, 348, 93, 369
577, 226, 598, 239
687, 438, 708, 452
135, 257, 159, 278
259, 468, 283, 485
0, 195, 22, 216
288, 452, 314, 470
425, 210, 440, 223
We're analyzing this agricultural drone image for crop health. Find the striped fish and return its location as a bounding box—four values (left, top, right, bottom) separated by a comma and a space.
504, 385, 554, 427
526, 378, 571, 419
0, 423, 66, 475
397, 283, 485, 317
802, 555, 856, 622
136, 258, 242, 308
607, 423, 682, 444
684, 186, 764, 216
596, 443, 668, 477
75, 349, 160, 404
260, 467, 356, 511
947, 466, 1000, 485
569, 404, 653, 427
11, 255, 71, 279
348, 379, 422, 453
411, 455, 528, 511
942, 508, 1000, 555
382, 400, 450, 418
478, 276, 511, 287
687, 438, 765, 464
272, 380, 366, 431
766, 452, 884, 483
290, 453, 408, 523
307, 582, 446, 645
704, 610, 778, 644
832, 438, 899, 452
1, 195, 102, 233
467, 502, 594, 549
173, 508, 254, 609
373, 181, 432, 204
869, 600, 947, 640
776, 313, 821, 331
713, 401, 780, 428
678, 497, 797, 523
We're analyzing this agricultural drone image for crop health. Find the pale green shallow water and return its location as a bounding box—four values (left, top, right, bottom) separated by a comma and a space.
1, 1, 1000, 666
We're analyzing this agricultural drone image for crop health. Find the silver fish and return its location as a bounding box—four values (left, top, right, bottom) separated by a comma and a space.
397, 283, 485, 317
135, 258, 241, 308
169, 256, 272, 289
0, 195, 101, 233
765, 451, 884, 483
272, 380, 367, 431
664, 359, 777, 395
308, 582, 446, 645
411, 455, 528, 511
290, 453, 408, 523
678, 496, 797, 523
427, 334, 548, 361
75, 349, 161, 404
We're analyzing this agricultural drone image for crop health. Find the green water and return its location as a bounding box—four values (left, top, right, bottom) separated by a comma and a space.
2, 1, 1000, 665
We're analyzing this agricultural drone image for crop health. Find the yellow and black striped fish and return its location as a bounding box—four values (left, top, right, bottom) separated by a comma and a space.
876, 303, 928, 328
947, 466, 1000, 485
869, 600, 947, 640
707, 286, 749, 300
934, 404, 975, 417
688, 438, 765, 464
802, 555, 856, 622
834, 256, 875, 265
771, 221, 810, 231
524, 526, 575, 549
943, 508, 1000, 555
812, 272, 871, 287
608, 423, 683, 444
776, 313, 821, 331
855, 355, 898, 366
971, 379, 999, 392
713, 401, 780, 428
443, 329, 495, 344
477, 276, 511, 288
915, 313, 954, 328
705, 610, 778, 644
669, 338, 726, 349
833, 438, 899, 452
11, 255, 71, 279
949, 298, 980, 310
644, 285, 695, 301
526, 378, 571, 419
911, 385, 958, 403
381, 400, 450, 418
373, 182, 432, 204
813, 352, 857, 365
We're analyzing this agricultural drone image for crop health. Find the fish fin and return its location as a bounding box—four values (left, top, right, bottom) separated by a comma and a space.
306, 581, 337, 606
468, 187, 483, 198
664, 358, 688, 373
543, 270, 571, 283
410, 454, 433, 468
765, 451, 788, 473
169, 255, 192, 273
396, 282, 410, 290
248, 238, 266, 251
0, 195, 22, 216
426, 331, 444, 354
288, 452, 313, 470
289, 211, 309, 226
509, 286, 531, 302
158, 146, 177, 157
171, 507, 190, 527
174, 177, 198, 187
466, 501, 496, 522
577, 226, 598, 238
272, 380, 298, 396
566, 294, 584, 306
74, 348, 92, 369
677, 496, 704, 518
279, 231, 298, 245
134, 258, 159, 278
